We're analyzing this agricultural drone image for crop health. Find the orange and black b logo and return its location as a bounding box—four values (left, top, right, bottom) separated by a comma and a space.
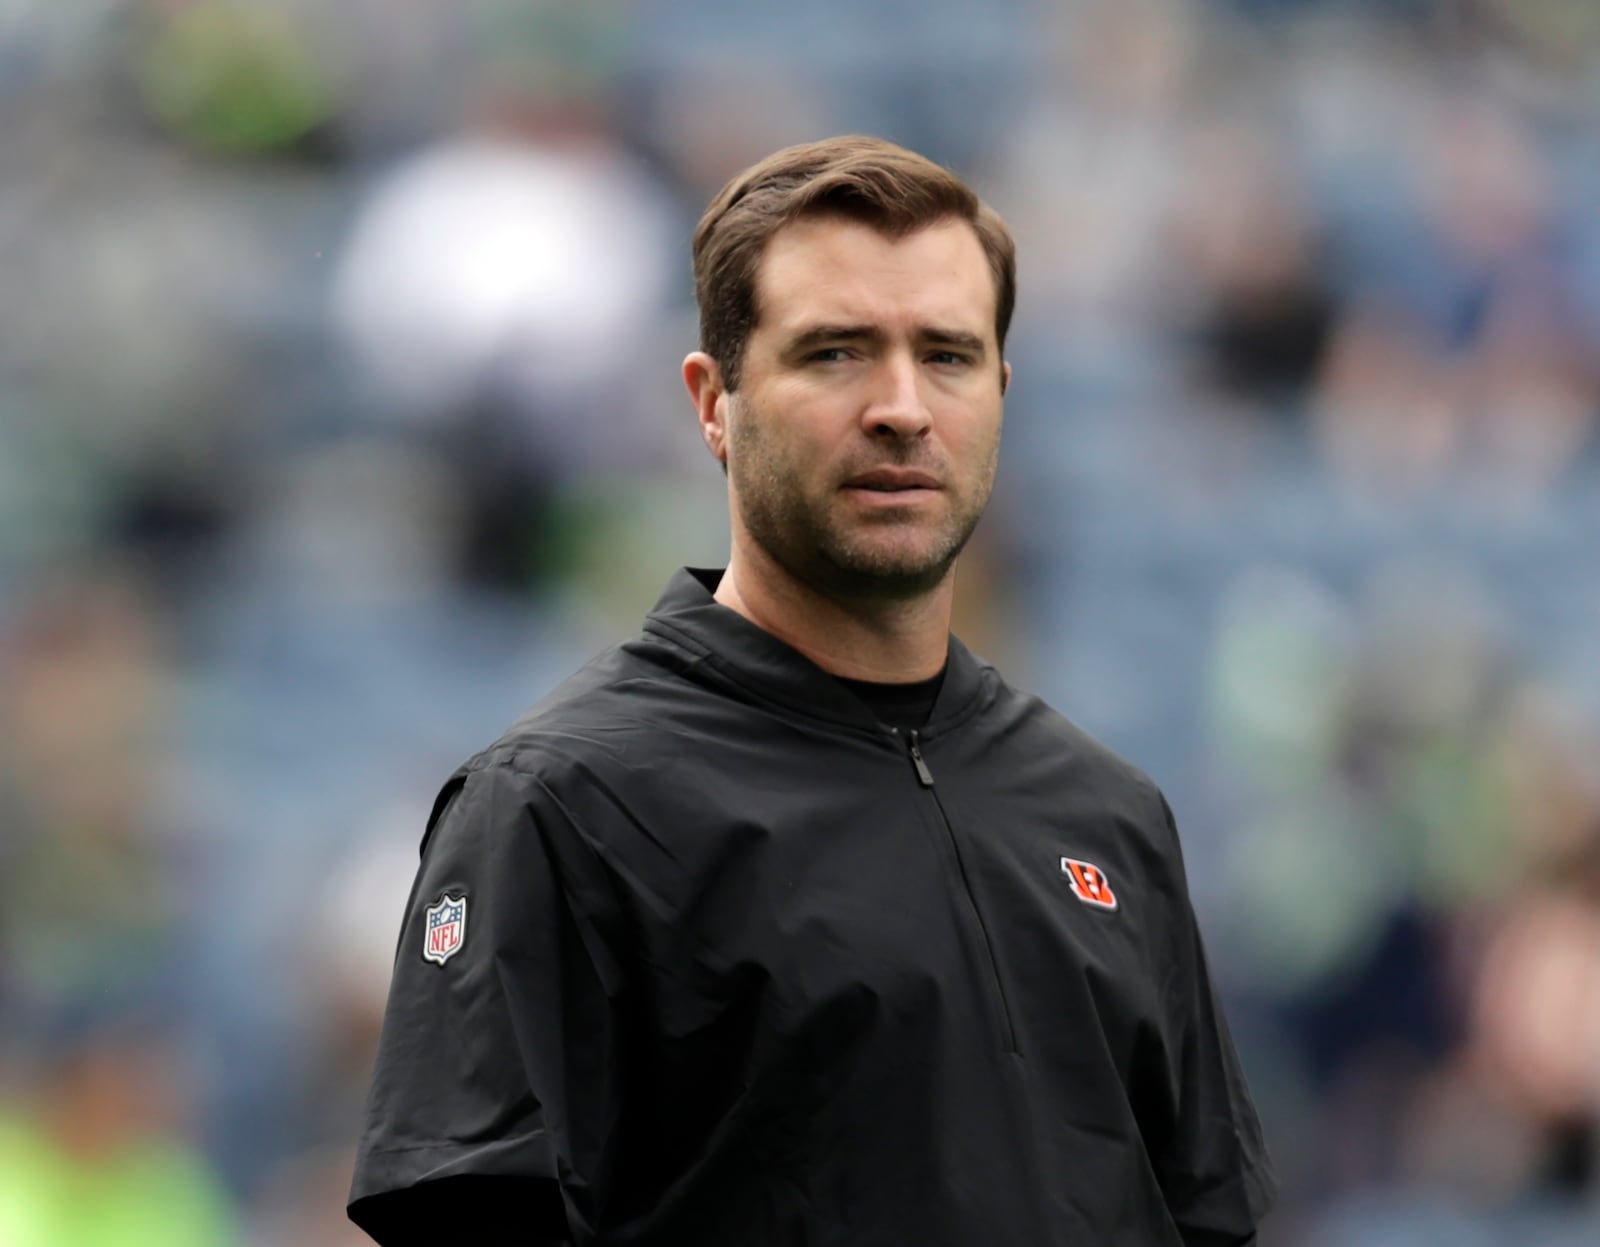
1060, 857, 1118, 910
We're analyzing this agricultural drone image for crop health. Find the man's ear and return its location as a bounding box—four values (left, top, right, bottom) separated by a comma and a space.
1001, 360, 1012, 397
683, 352, 729, 465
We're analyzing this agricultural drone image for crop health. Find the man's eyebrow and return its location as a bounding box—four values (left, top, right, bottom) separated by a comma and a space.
922, 328, 988, 355
784, 324, 884, 354
783, 324, 989, 355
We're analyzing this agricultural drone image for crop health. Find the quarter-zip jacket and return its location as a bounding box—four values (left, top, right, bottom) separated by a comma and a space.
350, 568, 1275, 1246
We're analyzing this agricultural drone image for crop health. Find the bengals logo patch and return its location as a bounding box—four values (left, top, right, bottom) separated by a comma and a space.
1060, 857, 1118, 910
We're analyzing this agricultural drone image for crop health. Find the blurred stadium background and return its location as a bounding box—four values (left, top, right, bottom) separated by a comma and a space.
2, 0, 1599, 1242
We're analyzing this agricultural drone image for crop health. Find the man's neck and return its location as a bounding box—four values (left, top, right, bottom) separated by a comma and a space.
713, 549, 954, 683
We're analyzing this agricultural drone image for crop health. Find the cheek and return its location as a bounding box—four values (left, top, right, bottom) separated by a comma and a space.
734, 399, 836, 476
946, 404, 1004, 464
730, 414, 800, 500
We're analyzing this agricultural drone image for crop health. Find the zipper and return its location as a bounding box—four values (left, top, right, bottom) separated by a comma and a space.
907, 730, 935, 787
901, 729, 1019, 1053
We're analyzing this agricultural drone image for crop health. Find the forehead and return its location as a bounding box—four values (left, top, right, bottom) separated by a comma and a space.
752, 215, 998, 342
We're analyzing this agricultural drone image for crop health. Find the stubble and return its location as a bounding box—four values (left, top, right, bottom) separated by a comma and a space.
726, 394, 998, 604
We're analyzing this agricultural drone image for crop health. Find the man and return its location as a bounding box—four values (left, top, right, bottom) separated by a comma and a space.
348, 135, 1276, 1245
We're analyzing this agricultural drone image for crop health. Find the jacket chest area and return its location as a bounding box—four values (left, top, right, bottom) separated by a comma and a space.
620, 743, 1160, 1061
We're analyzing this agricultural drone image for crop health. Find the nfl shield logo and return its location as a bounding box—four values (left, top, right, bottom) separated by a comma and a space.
422, 893, 467, 965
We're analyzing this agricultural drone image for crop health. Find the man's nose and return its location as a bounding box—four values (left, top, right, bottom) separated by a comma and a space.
860, 353, 933, 439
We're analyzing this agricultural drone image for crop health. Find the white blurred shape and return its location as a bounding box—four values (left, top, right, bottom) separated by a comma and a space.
314, 800, 429, 1018
333, 138, 674, 415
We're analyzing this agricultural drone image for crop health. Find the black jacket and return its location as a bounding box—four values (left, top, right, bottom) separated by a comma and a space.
349, 568, 1275, 1245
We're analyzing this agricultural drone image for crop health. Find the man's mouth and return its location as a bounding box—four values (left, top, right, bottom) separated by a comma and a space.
845, 469, 941, 493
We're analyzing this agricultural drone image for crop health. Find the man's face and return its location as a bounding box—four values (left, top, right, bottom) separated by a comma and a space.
720, 215, 1007, 601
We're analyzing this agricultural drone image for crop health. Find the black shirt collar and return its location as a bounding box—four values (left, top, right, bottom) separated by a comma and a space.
641, 567, 991, 737
835, 670, 946, 731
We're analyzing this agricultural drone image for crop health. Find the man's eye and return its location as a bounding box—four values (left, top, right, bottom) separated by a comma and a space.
928, 351, 970, 366
809, 348, 850, 363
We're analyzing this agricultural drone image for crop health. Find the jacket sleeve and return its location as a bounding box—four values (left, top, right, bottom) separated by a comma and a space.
1148, 796, 1277, 1247
347, 760, 629, 1246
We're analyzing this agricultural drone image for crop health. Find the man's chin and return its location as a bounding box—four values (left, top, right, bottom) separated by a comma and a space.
817, 540, 961, 600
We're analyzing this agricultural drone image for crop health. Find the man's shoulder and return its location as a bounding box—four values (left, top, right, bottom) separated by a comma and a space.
407, 640, 692, 850
455, 629, 747, 793
463, 641, 664, 768
987, 672, 1162, 798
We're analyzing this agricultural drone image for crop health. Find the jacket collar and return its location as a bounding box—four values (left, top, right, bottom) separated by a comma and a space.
641, 567, 992, 737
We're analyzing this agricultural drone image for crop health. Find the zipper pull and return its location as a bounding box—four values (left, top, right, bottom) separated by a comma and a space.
907, 730, 935, 787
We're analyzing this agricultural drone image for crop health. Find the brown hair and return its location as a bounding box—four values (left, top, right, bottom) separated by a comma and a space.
691, 135, 1017, 391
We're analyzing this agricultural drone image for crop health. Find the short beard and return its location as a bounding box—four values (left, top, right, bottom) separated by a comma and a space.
726, 398, 992, 606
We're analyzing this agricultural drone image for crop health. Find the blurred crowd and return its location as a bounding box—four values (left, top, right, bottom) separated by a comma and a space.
2, 1, 1598, 1243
